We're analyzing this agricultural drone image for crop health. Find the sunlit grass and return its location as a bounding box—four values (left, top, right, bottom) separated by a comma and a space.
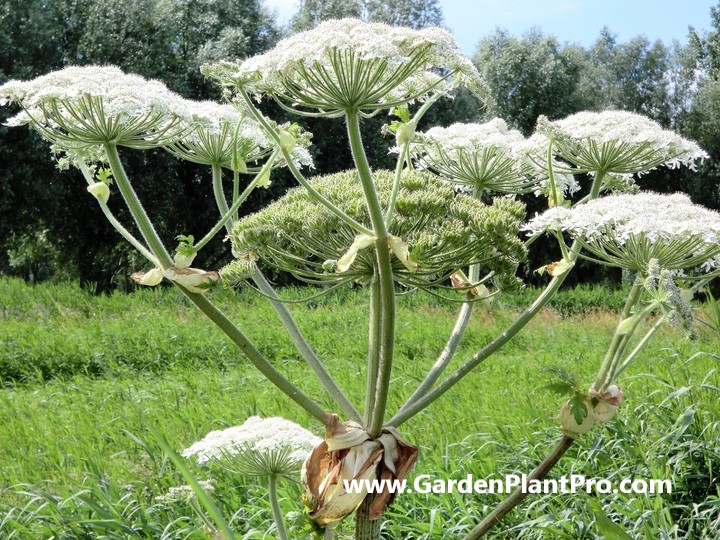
0, 278, 718, 538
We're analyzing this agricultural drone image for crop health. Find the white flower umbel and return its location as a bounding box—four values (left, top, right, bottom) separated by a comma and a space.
411, 119, 534, 195
526, 192, 720, 272
156, 480, 215, 503
536, 111, 708, 176
520, 133, 581, 201
166, 100, 313, 171
183, 416, 321, 477
0, 65, 189, 149
202, 18, 484, 116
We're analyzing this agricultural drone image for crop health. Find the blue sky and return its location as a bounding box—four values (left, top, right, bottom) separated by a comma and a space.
264, 0, 717, 55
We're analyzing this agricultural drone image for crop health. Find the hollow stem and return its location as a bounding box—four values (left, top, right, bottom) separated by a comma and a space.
388, 172, 609, 427
593, 274, 645, 390
182, 291, 328, 421
268, 475, 289, 540
463, 436, 575, 539
77, 160, 159, 266
252, 268, 361, 422
196, 159, 275, 251
237, 90, 372, 235
388, 270, 569, 427
104, 143, 173, 268
612, 316, 666, 380
105, 144, 327, 422
354, 496, 381, 540
346, 108, 396, 437
211, 163, 233, 233
365, 277, 382, 424
400, 298, 473, 411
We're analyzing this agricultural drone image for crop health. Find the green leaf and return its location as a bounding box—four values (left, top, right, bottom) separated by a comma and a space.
544, 381, 576, 395
175, 235, 195, 256
585, 497, 633, 540
569, 394, 588, 425
96, 167, 113, 185
392, 106, 410, 123
542, 365, 582, 395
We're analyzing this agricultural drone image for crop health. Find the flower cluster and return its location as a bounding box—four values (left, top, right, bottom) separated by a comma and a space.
526, 192, 720, 271
224, 169, 527, 291
155, 480, 215, 503
202, 18, 485, 115
534, 111, 708, 176
0, 65, 189, 149
183, 416, 321, 477
410, 119, 534, 194
166, 100, 313, 171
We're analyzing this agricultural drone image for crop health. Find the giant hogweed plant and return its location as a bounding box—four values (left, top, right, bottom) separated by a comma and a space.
2, 18, 719, 540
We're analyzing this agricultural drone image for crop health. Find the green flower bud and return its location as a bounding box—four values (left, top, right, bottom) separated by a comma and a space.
173, 251, 196, 269
256, 168, 271, 189
232, 155, 248, 174
278, 129, 296, 152
589, 385, 623, 424
131, 267, 164, 286
395, 121, 416, 146
87, 182, 110, 204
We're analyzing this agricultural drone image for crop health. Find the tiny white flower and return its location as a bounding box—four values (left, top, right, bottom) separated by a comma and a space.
534, 111, 708, 177
202, 18, 485, 115
0, 65, 190, 149
411, 119, 533, 195
525, 192, 720, 272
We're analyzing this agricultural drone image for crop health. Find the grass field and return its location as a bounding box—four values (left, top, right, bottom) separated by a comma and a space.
0, 277, 718, 538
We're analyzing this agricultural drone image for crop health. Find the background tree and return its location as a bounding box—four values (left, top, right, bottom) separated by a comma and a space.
0, 0, 281, 289
291, 0, 441, 32
473, 29, 587, 135
580, 28, 672, 124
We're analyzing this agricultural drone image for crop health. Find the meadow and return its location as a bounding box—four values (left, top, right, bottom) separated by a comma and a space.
0, 277, 718, 538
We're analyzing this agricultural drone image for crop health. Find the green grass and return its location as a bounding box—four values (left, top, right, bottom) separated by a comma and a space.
0, 278, 718, 538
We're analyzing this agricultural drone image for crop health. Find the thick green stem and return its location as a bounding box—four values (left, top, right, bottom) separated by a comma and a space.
268, 475, 289, 540
197, 158, 274, 251
388, 270, 569, 427
388, 172, 610, 427
78, 161, 159, 266
463, 436, 575, 540
105, 145, 327, 422
211, 164, 233, 234
183, 291, 328, 421
354, 496, 381, 540
253, 268, 361, 422
365, 277, 382, 424
612, 316, 666, 380
400, 298, 473, 411
593, 275, 645, 390
237, 90, 371, 235
104, 143, 173, 268
346, 109, 396, 437
384, 144, 410, 229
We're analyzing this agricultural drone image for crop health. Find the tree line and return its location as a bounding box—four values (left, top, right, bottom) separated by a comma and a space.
2, 0, 720, 289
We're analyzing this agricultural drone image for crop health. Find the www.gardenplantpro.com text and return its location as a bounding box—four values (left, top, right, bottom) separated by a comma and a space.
345, 474, 672, 496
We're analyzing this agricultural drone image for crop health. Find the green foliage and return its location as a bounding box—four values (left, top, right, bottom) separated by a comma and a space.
0, 280, 718, 538
290, 0, 442, 32
473, 29, 587, 136
581, 28, 672, 125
